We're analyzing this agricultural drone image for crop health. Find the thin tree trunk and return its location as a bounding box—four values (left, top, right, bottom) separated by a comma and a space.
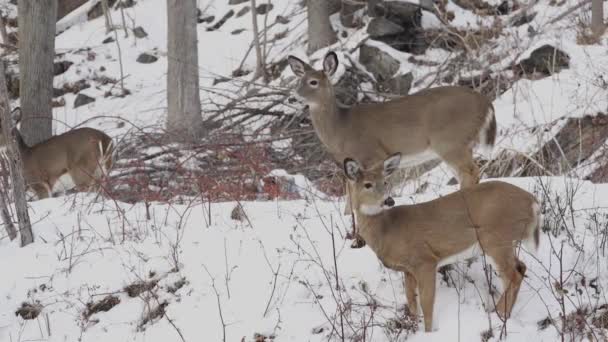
250, 0, 267, 83
340, 0, 361, 28
18, 0, 58, 146
591, 0, 605, 37
0, 12, 10, 47
166, 0, 204, 141
0, 162, 17, 240
307, 0, 338, 54
0, 62, 33, 246
101, 0, 111, 33
367, 0, 383, 17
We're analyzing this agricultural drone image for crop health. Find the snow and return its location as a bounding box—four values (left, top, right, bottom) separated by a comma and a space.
1, 0, 608, 340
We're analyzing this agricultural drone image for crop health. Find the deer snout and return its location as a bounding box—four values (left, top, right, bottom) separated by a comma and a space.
384, 197, 395, 207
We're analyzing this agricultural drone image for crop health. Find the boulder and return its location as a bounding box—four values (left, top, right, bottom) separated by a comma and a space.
359, 44, 400, 82
381, 72, 413, 96
132, 26, 148, 38
136, 53, 158, 64
74, 93, 95, 108
228, 0, 247, 4
256, 3, 273, 15
102, 36, 115, 44
236, 5, 250, 17
517, 45, 569, 77
367, 17, 404, 38
53, 60, 73, 76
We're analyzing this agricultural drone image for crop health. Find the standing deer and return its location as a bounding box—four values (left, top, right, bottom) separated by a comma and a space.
343, 153, 540, 332
287, 52, 496, 246
0, 108, 113, 199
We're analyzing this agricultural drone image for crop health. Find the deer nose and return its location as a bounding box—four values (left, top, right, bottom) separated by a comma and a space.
384, 197, 395, 207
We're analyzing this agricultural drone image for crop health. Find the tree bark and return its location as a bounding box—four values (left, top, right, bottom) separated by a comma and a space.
166, 0, 204, 141
591, 0, 605, 37
307, 0, 338, 54
340, 0, 362, 28
18, 0, 58, 146
0, 159, 17, 241
0, 62, 33, 246
250, 0, 267, 82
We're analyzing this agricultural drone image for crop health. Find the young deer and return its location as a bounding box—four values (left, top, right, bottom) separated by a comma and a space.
287, 52, 496, 205
0, 108, 114, 199
343, 153, 540, 332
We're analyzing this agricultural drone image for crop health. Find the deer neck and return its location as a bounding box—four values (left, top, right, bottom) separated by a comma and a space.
307, 88, 343, 148
354, 209, 388, 251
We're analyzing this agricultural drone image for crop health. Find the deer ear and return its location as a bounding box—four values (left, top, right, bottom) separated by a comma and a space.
383, 153, 401, 177
343, 158, 361, 181
323, 52, 338, 76
287, 55, 310, 78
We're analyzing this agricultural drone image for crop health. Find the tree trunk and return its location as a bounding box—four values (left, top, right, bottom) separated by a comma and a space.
166, 0, 204, 141
591, 0, 605, 37
250, 0, 267, 82
0, 62, 33, 247
340, 0, 362, 28
18, 0, 58, 146
0, 159, 17, 241
367, 0, 383, 17
307, 0, 338, 54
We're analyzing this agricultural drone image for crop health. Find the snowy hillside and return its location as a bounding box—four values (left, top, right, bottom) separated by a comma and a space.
1, 0, 608, 341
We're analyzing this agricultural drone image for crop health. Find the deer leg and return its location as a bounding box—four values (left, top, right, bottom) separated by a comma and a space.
30, 183, 50, 200
441, 149, 479, 189
344, 180, 366, 248
489, 249, 525, 320
343, 181, 353, 215
415, 264, 437, 332
404, 271, 419, 317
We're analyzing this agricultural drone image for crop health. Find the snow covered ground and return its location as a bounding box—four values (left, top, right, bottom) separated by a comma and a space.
1, 0, 608, 341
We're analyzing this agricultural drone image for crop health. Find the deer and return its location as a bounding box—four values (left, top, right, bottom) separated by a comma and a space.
287, 52, 496, 247
0, 108, 114, 199
343, 153, 540, 332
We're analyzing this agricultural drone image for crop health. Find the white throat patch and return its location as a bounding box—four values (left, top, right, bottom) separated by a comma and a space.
359, 204, 384, 216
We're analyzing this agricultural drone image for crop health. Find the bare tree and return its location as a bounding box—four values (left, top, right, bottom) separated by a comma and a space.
166, 0, 204, 141
307, 0, 338, 54
591, 0, 605, 37
0, 61, 33, 246
250, 0, 268, 83
18, 0, 58, 146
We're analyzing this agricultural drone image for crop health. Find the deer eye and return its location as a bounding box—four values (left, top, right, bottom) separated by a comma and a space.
364, 183, 373, 189
308, 79, 319, 87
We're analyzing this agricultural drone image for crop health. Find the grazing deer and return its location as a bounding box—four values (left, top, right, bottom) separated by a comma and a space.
0, 108, 113, 199
343, 153, 540, 332
287, 52, 496, 215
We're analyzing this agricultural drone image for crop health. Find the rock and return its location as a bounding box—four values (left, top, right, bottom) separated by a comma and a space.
256, 3, 273, 15
136, 53, 158, 64
102, 36, 115, 44
381, 72, 413, 95
74, 93, 95, 108
53, 60, 74, 76
230, 204, 248, 222
117, 0, 136, 8
517, 45, 569, 77
276, 15, 289, 24
496, 0, 510, 15
511, 11, 537, 27
207, 10, 234, 31
236, 5, 250, 17
198, 15, 215, 24
378, 1, 421, 27
367, 17, 404, 38
228, 0, 247, 4
87, 0, 117, 20
359, 44, 400, 81
231, 28, 246, 35
132, 26, 148, 38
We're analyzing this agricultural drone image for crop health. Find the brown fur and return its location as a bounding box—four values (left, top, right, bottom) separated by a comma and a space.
344, 155, 540, 332
1, 124, 113, 199
288, 52, 495, 217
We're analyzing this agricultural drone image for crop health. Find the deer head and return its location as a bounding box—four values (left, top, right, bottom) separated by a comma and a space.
287, 52, 338, 106
343, 153, 401, 215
